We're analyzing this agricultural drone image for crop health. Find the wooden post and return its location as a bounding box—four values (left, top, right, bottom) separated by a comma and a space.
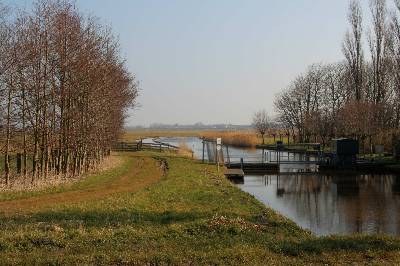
240, 158, 244, 170
262, 148, 264, 163
17, 153, 22, 174
216, 143, 219, 172
226, 145, 230, 167
202, 139, 205, 163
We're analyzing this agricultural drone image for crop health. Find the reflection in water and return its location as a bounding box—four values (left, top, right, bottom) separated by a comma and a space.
159, 137, 400, 236
239, 174, 400, 236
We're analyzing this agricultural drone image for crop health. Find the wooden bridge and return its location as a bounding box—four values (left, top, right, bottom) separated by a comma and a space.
113, 140, 179, 152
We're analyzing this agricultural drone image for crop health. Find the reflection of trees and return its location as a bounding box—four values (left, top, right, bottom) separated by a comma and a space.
270, 174, 400, 236
274, 174, 337, 235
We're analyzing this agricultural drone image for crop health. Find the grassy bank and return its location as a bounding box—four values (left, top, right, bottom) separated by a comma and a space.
0, 151, 400, 264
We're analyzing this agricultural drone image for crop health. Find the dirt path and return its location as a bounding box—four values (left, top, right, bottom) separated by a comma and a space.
0, 154, 162, 215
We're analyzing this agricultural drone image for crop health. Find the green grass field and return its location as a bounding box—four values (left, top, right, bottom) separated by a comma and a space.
0, 151, 399, 264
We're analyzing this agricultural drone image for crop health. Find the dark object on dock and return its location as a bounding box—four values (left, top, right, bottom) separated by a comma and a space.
319, 138, 359, 170
276, 141, 284, 150
332, 138, 359, 156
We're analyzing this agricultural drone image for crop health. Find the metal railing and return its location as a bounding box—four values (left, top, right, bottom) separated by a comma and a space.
113, 141, 179, 152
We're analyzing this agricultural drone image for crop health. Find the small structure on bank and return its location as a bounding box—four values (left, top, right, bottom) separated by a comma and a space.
321, 138, 359, 169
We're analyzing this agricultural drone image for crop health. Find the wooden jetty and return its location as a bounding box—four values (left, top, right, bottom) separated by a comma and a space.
224, 169, 245, 178
226, 162, 279, 174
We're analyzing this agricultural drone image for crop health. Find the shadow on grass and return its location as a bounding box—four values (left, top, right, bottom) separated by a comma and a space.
0, 209, 208, 228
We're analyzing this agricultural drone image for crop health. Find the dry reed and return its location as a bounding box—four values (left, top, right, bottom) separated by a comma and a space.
177, 141, 194, 158
0, 155, 124, 192
200, 130, 260, 147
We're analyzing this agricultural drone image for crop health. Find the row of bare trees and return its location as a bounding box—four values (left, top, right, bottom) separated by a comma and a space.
0, 0, 138, 185
275, 0, 400, 152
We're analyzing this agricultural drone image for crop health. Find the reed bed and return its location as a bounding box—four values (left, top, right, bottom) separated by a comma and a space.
0, 155, 123, 192
177, 141, 194, 158
200, 130, 260, 147
123, 129, 287, 148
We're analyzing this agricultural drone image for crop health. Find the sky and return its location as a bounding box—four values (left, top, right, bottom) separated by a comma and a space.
3, 0, 384, 126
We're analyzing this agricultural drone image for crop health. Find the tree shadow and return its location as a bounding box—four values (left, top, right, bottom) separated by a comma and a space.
0, 208, 210, 228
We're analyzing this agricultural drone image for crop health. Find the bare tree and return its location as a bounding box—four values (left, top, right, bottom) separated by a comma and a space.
0, 0, 139, 185
274, 0, 400, 150
252, 110, 270, 145
343, 0, 364, 101
368, 0, 389, 104
389, 0, 400, 127
0, 3, 15, 185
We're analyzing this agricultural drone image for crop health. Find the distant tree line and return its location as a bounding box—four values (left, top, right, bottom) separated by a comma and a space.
0, 0, 138, 184
275, 0, 400, 152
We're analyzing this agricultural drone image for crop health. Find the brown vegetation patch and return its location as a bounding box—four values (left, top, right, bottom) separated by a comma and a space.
0, 155, 162, 215
177, 141, 194, 158
201, 131, 259, 148
0, 155, 124, 193
208, 214, 264, 232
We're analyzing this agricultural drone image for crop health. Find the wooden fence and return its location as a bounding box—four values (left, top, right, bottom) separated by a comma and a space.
113, 141, 179, 152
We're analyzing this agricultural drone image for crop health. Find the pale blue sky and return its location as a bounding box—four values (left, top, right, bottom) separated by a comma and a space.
4, 0, 381, 126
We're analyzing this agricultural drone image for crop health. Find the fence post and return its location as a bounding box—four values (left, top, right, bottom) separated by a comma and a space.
17, 153, 22, 174
226, 145, 230, 167
261, 149, 263, 163
202, 139, 205, 163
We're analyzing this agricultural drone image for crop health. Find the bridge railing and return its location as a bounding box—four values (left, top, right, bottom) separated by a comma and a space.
112, 141, 179, 152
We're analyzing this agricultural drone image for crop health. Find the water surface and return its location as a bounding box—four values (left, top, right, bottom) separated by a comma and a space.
159, 136, 400, 236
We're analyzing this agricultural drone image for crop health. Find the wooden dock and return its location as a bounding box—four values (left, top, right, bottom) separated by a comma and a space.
224, 169, 245, 178
226, 163, 279, 174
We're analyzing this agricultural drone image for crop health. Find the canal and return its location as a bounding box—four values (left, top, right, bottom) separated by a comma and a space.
157, 137, 400, 236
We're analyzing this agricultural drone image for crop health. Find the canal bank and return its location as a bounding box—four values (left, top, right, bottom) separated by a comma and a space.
156, 136, 400, 237
4, 151, 400, 264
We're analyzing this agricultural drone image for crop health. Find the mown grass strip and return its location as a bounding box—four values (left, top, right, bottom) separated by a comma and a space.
0, 152, 400, 264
